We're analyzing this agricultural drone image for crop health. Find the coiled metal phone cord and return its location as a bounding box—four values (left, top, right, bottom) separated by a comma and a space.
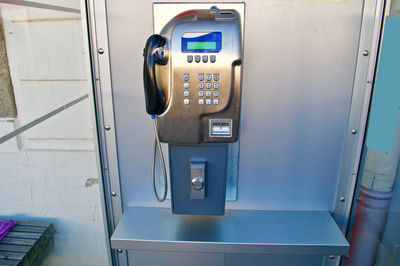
151, 115, 168, 202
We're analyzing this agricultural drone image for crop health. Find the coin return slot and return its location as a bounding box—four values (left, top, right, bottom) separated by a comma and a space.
210, 119, 233, 137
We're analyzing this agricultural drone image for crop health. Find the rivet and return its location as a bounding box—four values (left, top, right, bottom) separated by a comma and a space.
329, 255, 335, 259
351, 129, 357, 135
98, 48, 104, 54
363, 50, 369, 56
111, 191, 117, 197
105, 125, 111, 131
340, 197, 346, 202
117, 249, 123, 253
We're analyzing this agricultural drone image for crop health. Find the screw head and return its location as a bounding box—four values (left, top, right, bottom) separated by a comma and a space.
363, 50, 369, 56
98, 48, 104, 54
104, 125, 111, 131
117, 249, 123, 253
351, 129, 357, 134
329, 255, 335, 259
340, 197, 346, 202
111, 192, 117, 197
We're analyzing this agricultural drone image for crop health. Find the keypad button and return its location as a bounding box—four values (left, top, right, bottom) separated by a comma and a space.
183, 74, 189, 81
206, 99, 211, 105
206, 91, 212, 97
213, 99, 219, 105
195, 55, 201, 63
210, 55, 216, 63
206, 83, 212, 89
198, 99, 204, 105
198, 82, 204, 89
198, 91, 204, 97
184, 82, 189, 89
202, 55, 208, 63
213, 82, 219, 89
213, 91, 219, 97
184, 91, 189, 97
198, 74, 204, 81
184, 99, 189, 105
213, 74, 219, 81
187, 55, 193, 63
206, 74, 212, 81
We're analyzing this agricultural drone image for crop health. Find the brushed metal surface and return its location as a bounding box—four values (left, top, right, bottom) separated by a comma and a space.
111, 207, 349, 255
154, 7, 243, 144
105, 0, 365, 212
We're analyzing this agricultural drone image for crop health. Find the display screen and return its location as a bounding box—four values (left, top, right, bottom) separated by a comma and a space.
182, 32, 221, 53
187, 42, 217, 50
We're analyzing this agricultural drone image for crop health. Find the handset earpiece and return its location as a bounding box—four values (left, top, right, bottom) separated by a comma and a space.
143, 34, 168, 115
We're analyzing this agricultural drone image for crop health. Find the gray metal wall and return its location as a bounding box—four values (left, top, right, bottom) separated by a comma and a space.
105, 0, 363, 211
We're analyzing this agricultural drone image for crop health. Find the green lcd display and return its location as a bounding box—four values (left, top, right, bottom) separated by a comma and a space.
187, 42, 216, 50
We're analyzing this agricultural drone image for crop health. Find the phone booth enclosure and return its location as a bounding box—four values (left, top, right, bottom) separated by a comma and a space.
101, 1, 369, 265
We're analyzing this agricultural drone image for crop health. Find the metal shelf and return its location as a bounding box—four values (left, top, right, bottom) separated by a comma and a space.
111, 207, 349, 255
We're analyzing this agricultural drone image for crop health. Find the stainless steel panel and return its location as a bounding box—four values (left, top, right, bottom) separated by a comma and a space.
105, 0, 364, 211
128, 251, 326, 266
111, 207, 349, 255
333, 0, 386, 232
128, 251, 224, 266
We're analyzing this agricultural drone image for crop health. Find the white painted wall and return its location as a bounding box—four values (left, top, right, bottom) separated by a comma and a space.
0, 1, 111, 265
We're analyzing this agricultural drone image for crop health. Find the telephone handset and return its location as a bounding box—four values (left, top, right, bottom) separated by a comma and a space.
143, 34, 167, 115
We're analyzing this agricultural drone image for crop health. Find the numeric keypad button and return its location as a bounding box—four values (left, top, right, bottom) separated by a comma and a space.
206, 74, 212, 81
213, 99, 219, 105
198, 99, 204, 105
184, 82, 189, 89
198, 82, 204, 89
213, 91, 219, 97
210, 55, 216, 63
213, 74, 219, 81
213, 82, 219, 89
206, 99, 211, 105
184, 99, 189, 105
198, 91, 204, 97
202, 55, 208, 63
187, 56, 193, 63
206, 91, 211, 97
206, 83, 212, 89
198, 74, 204, 81
195, 55, 201, 63
183, 74, 189, 81
184, 91, 189, 97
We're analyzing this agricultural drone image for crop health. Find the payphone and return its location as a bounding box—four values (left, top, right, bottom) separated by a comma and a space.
143, 6, 243, 215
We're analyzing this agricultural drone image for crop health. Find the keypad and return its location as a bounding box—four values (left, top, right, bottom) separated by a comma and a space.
183, 69, 220, 106
188, 55, 216, 63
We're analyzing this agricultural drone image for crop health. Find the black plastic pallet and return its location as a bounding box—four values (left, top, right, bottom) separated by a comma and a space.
0, 220, 54, 266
